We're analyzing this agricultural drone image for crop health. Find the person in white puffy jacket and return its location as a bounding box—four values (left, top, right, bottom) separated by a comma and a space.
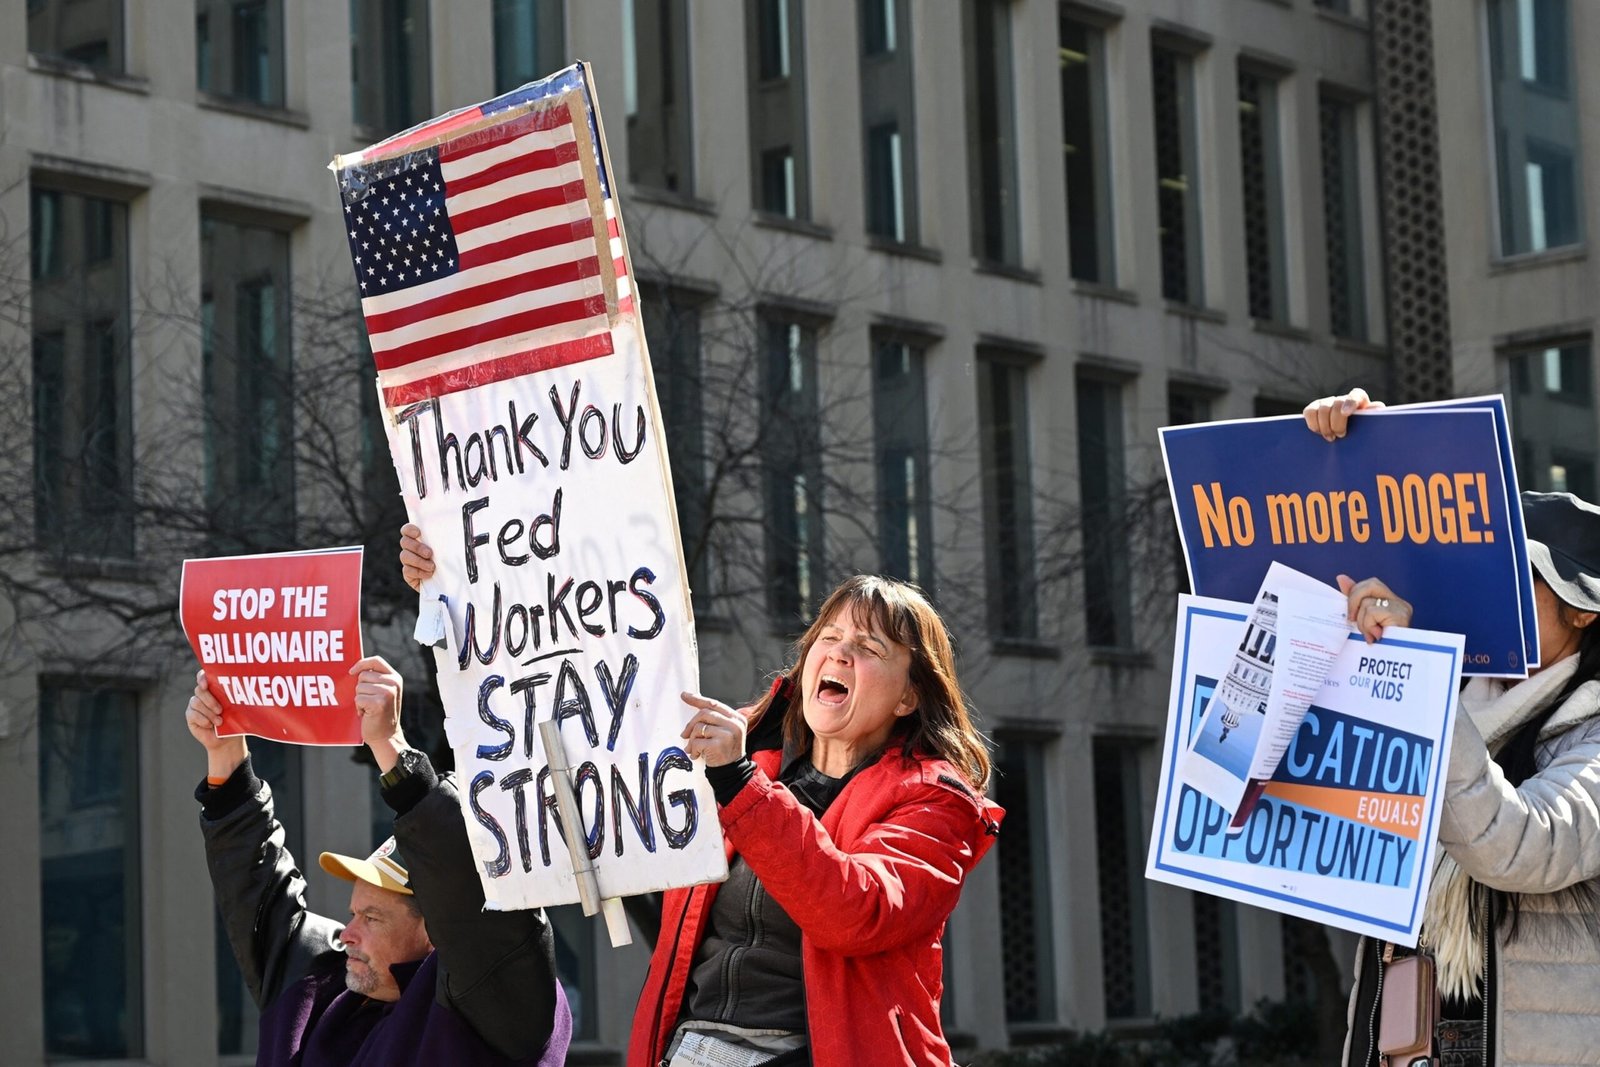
1307, 390, 1600, 1067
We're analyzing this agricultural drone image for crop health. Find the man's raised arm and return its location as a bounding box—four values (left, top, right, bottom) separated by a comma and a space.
355, 657, 569, 1062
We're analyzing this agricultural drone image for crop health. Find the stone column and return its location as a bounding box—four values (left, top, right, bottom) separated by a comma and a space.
1372, 0, 1454, 402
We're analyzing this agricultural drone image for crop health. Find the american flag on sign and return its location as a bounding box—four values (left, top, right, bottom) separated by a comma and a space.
333, 65, 633, 407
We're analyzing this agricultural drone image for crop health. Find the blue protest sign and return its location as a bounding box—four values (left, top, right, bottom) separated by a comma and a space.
1161, 406, 1531, 676
1394, 396, 1536, 667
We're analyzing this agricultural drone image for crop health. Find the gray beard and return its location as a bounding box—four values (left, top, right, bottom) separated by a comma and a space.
344, 958, 380, 996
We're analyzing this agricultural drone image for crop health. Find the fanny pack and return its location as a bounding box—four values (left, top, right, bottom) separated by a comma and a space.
1378, 943, 1439, 1067
665, 1023, 808, 1067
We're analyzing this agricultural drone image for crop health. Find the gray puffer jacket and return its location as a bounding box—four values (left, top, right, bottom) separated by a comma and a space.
1343, 669, 1600, 1066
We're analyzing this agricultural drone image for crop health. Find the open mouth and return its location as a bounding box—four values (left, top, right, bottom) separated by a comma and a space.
816, 674, 850, 705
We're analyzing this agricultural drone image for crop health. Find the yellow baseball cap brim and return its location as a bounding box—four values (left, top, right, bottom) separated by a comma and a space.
319, 837, 412, 895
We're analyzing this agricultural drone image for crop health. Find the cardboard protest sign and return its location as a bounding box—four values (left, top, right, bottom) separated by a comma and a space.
1162, 404, 1531, 675
1147, 595, 1463, 946
180, 547, 365, 745
331, 63, 725, 910
1391, 396, 1536, 667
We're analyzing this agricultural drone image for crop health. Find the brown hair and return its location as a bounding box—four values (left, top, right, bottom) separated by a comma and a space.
748, 575, 992, 790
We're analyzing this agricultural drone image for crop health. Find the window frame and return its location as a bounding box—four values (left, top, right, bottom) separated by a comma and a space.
1076, 368, 1135, 650
1060, 7, 1116, 285
976, 347, 1039, 641
1151, 37, 1206, 307
965, 0, 1022, 267
29, 180, 136, 560
37, 680, 145, 1060
760, 311, 826, 625
1237, 64, 1289, 324
1483, 0, 1586, 259
747, 0, 811, 220
870, 329, 935, 589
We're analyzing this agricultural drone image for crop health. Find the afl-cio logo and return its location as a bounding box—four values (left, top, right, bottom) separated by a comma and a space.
1465, 652, 1491, 666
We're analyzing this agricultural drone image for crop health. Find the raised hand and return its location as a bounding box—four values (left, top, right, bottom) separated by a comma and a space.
350, 655, 408, 772
399, 523, 436, 593
186, 669, 248, 781
1303, 388, 1384, 442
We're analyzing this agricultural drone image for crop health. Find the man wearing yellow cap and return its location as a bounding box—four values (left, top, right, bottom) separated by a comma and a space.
186, 655, 571, 1066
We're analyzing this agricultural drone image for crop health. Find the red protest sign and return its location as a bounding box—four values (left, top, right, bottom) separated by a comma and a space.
180, 547, 365, 746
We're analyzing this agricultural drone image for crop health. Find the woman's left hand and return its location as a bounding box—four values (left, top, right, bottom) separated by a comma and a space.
680, 692, 747, 767
1337, 574, 1413, 643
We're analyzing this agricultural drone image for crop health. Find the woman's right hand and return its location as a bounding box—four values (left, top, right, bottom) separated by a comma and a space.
399, 523, 436, 593
1303, 388, 1384, 442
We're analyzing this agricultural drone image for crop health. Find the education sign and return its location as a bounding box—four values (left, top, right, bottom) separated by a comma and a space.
1147, 595, 1463, 945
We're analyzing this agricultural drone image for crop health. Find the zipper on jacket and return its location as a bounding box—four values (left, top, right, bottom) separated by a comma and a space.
1366, 939, 1383, 1067
714, 870, 765, 1020
1480, 894, 1490, 1067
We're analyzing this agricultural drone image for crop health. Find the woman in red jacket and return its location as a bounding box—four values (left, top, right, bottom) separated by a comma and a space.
634, 573, 1003, 1067
399, 529, 1002, 1065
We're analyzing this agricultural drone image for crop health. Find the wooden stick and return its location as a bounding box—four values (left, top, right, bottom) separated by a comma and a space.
537, 719, 602, 917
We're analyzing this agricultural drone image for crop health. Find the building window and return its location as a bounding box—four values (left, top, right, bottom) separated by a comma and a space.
1167, 387, 1213, 595
1152, 42, 1203, 305
965, 0, 1021, 265
350, 0, 431, 135
201, 215, 295, 551
748, 0, 810, 219
31, 186, 133, 558
1486, 0, 1583, 255
1254, 396, 1302, 418
1193, 894, 1241, 1014
978, 353, 1037, 639
196, 0, 284, 106
860, 0, 896, 54
39, 682, 142, 1059
1238, 68, 1287, 323
641, 284, 708, 596
1061, 10, 1113, 284
872, 335, 933, 587
994, 730, 1056, 1023
28, 0, 125, 73
1508, 341, 1597, 500
217, 742, 303, 1056
763, 316, 823, 623
1319, 93, 1368, 341
493, 0, 565, 95
1078, 373, 1132, 648
860, 0, 917, 244
624, 0, 693, 194
1094, 737, 1152, 1019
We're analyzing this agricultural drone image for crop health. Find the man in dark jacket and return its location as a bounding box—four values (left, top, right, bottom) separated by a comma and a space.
186, 656, 571, 1067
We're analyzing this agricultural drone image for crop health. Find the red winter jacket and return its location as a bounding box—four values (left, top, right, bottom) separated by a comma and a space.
627, 744, 1003, 1067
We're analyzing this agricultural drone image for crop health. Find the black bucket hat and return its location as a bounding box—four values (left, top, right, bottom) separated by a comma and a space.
1522, 491, 1600, 614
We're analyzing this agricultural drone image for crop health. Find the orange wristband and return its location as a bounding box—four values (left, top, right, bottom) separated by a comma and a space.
207, 775, 228, 788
